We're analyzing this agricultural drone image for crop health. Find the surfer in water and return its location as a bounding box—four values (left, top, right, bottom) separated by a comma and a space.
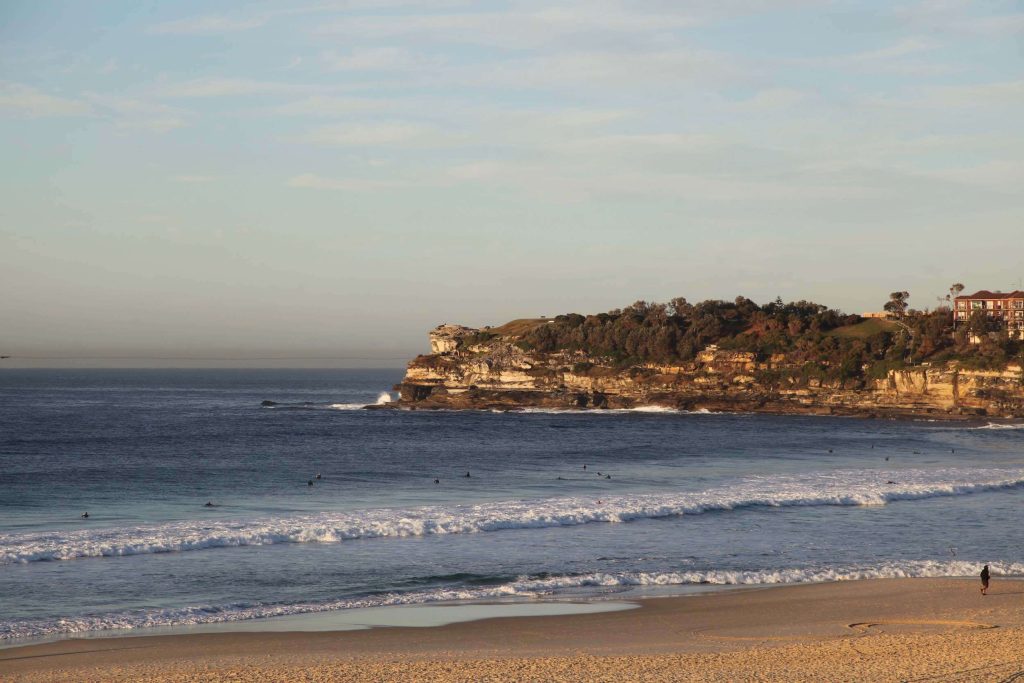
981, 564, 990, 595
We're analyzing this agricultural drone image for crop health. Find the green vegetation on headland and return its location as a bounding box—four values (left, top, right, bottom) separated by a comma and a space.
483, 297, 1022, 387
828, 318, 900, 339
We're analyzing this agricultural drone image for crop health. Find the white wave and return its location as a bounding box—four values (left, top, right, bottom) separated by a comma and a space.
0, 584, 519, 641
4, 559, 1021, 640
976, 422, 1024, 430
519, 560, 1024, 590
516, 405, 689, 415
262, 402, 369, 411
328, 403, 368, 410
3, 468, 1023, 566
376, 392, 395, 405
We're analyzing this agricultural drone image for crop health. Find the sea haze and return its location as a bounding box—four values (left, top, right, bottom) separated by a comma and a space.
1, 369, 1022, 643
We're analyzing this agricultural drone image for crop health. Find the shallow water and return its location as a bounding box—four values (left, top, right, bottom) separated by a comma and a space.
1, 369, 1022, 643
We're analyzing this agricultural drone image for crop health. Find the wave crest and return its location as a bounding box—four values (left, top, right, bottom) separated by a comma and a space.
3, 468, 1023, 566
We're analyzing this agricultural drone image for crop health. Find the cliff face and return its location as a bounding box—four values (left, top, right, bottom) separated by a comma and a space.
396, 324, 1024, 419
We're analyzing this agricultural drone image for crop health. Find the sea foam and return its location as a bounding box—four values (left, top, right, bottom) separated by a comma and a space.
2, 468, 1023, 566
3, 559, 1021, 640
516, 406, 708, 415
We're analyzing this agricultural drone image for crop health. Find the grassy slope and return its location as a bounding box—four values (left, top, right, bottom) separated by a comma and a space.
828, 318, 899, 339
489, 318, 549, 337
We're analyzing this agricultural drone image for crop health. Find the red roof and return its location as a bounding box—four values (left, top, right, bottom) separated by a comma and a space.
954, 290, 1024, 300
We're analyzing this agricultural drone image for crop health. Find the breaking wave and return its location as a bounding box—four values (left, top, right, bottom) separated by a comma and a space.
3, 468, 1023, 566
260, 400, 371, 411
515, 406, 711, 415
3, 560, 1021, 641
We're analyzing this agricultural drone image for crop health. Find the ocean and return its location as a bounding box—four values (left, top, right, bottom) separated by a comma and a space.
1, 369, 1022, 644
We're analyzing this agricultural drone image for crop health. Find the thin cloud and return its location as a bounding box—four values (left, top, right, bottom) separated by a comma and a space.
148, 1, 477, 36
296, 122, 432, 146
273, 96, 390, 117
894, 2, 1024, 37
442, 48, 745, 91
315, 6, 700, 49
731, 88, 809, 111
150, 14, 270, 35
84, 93, 190, 132
322, 47, 437, 72
922, 160, 1024, 190
783, 37, 951, 74
171, 175, 218, 183
0, 82, 91, 117
924, 79, 1024, 106
964, 12, 1024, 36
287, 173, 419, 191
863, 79, 1024, 109
155, 78, 324, 99
841, 37, 936, 64
440, 158, 884, 204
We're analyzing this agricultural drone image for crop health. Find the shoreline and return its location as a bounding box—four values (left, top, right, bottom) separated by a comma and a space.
4, 578, 1023, 682
381, 401, 1022, 424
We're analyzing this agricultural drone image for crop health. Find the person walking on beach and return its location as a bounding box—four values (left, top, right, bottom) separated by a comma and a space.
980, 564, 990, 595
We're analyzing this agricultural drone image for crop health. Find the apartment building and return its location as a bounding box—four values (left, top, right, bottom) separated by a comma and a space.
953, 290, 1024, 338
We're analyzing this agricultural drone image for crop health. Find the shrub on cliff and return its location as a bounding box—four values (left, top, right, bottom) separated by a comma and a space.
510, 296, 1015, 373
521, 296, 855, 366
572, 361, 594, 375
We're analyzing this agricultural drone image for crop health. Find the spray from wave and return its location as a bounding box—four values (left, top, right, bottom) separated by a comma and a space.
261, 391, 395, 411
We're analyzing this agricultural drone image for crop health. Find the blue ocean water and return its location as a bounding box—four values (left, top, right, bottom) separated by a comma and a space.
1, 369, 1023, 643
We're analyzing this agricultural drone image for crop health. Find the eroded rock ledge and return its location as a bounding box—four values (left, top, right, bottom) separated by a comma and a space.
394, 323, 1024, 419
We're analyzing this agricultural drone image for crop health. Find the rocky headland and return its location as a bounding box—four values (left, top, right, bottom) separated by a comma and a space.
395, 316, 1024, 420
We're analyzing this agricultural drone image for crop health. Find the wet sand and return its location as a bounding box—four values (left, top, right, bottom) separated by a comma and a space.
3, 578, 1023, 682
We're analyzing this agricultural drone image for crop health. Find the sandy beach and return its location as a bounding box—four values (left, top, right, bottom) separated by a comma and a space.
3, 578, 1023, 682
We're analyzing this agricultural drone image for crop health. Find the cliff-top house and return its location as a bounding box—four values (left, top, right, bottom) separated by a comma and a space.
954, 290, 1024, 339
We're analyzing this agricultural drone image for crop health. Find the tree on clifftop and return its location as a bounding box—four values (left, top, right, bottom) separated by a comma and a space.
949, 283, 965, 329
884, 291, 910, 318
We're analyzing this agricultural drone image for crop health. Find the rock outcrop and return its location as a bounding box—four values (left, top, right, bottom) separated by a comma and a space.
396, 324, 1024, 419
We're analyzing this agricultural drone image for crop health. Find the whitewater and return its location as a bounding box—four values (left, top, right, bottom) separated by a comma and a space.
4, 559, 1024, 640
4, 468, 1022, 565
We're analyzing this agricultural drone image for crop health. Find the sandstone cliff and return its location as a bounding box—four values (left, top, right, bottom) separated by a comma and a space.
396, 323, 1024, 419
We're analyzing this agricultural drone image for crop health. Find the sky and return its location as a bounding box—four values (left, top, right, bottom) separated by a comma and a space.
1, 1, 1022, 367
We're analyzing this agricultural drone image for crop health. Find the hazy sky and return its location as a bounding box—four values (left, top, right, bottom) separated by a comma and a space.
1, 1, 1022, 367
